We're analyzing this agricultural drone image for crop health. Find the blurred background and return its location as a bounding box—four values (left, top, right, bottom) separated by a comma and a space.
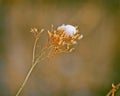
0, 0, 120, 96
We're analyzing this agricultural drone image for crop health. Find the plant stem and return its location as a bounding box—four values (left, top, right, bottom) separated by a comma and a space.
15, 35, 52, 96
32, 38, 38, 63
15, 61, 38, 96
106, 83, 120, 96
15, 37, 39, 96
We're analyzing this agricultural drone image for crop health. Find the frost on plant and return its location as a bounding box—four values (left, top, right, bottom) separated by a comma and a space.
57, 24, 77, 36
30, 24, 83, 61
48, 24, 83, 55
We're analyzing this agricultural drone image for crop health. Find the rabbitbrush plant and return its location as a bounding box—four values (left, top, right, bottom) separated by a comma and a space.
15, 24, 83, 96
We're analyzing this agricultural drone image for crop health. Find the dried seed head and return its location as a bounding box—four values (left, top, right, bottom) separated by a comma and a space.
31, 28, 44, 39
48, 24, 83, 54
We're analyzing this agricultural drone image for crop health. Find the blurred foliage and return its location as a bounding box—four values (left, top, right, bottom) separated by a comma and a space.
104, 0, 120, 13
0, 3, 5, 54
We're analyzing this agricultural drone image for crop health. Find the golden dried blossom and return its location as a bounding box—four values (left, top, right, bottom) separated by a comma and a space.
47, 24, 83, 54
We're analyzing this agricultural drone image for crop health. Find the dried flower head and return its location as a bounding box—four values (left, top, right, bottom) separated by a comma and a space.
15, 24, 83, 96
48, 24, 83, 55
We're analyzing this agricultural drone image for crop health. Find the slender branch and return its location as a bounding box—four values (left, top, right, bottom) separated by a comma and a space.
32, 38, 38, 63
15, 44, 52, 96
15, 38, 39, 96
15, 61, 38, 96
106, 83, 120, 96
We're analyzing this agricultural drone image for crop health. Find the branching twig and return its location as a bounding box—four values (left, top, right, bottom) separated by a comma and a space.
15, 25, 82, 96
106, 83, 120, 96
